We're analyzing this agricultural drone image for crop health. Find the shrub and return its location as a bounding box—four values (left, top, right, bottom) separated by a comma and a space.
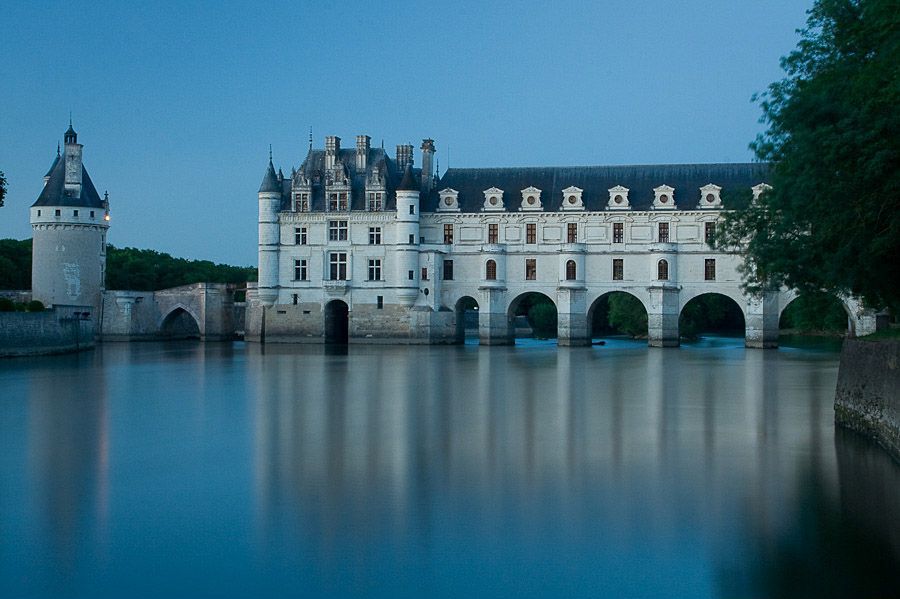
26, 300, 45, 312
0, 297, 14, 312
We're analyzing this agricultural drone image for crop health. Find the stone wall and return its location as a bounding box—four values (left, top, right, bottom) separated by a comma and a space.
834, 339, 900, 461
0, 305, 95, 357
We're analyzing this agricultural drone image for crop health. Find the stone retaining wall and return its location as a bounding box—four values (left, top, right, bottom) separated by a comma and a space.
0, 305, 95, 357
835, 339, 900, 461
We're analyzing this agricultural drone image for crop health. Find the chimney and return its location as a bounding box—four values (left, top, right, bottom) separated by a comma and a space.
396, 144, 413, 172
325, 135, 341, 170
64, 127, 83, 197
356, 135, 370, 171
420, 139, 435, 192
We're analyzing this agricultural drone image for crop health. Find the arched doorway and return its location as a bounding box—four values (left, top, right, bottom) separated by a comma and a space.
779, 292, 849, 334
160, 307, 201, 339
507, 292, 557, 343
679, 293, 745, 341
324, 300, 349, 344
454, 296, 480, 344
587, 291, 648, 341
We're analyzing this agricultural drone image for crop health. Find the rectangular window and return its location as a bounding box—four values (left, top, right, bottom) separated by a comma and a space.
328, 220, 348, 241
295, 226, 308, 245
90, 210, 94, 218
329, 253, 347, 280
294, 259, 308, 281
409, 204, 415, 215
408, 234, 415, 244
368, 226, 382, 245
613, 222, 624, 243
567, 223, 577, 243
377, 295, 383, 309
613, 258, 624, 281
368, 259, 382, 281
55, 209, 61, 217
705, 221, 716, 244
443, 224, 454, 244
421, 267, 428, 281
73, 210, 79, 217
295, 193, 309, 212
443, 259, 454, 281
658, 222, 669, 243
488, 223, 498, 244
705, 259, 716, 280
328, 193, 348, 211
292, 294, 298, 305
37, 210, 42, 217
526, 223, 537, 244
525, 259, 537, 281
408, 270, 414, 280
367, 192, 382, 211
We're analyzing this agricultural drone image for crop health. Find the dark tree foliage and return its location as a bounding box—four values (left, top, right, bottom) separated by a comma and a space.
0, 239, 32, 289
718, 0, 900, 311
527, 302, 558, 339
780, 291, 848, 331
679, 295, 745, 339
607, 293, 648, 338
0, 170, 6, 208
106, 246, 257, 291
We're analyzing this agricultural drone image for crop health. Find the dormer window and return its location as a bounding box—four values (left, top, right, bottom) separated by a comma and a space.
367, 192, 383, 211
652, 185, 676, 209
520, 186, 543, 211
482, 187, 505, 211
607, 185, 630, 210
561, 186, 584, 211
698, 183, 722, 208
437, 188, 459, 212
751, 183, 772, 202
294, 193, 309, 212
329, 192, 348, 211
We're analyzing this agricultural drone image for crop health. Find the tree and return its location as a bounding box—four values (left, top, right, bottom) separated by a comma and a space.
607, 293, 648, 338
718, 0, 900, 312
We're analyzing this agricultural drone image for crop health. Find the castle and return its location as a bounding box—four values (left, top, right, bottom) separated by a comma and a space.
245, 134, 817, 346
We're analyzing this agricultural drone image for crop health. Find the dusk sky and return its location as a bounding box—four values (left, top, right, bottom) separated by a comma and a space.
1, 1, 810, 266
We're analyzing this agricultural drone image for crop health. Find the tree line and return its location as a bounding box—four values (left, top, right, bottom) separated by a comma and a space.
0, 239, 257, 291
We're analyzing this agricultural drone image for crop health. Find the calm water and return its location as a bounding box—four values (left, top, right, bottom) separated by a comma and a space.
1, 338, 898, 598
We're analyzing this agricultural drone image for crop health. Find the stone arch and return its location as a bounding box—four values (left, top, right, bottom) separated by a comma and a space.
454, 295, 480, 344
587, 290, 649, 340
506, 291, 558, 342
778, 291, 852, 335
324, 299, 349, 344
679, 292, 746, 340
159, 305, 202, 339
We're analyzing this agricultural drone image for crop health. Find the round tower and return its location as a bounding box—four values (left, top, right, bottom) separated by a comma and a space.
257, 153, 282, 307
395, 164, 420, 306
30, 123, 110, 320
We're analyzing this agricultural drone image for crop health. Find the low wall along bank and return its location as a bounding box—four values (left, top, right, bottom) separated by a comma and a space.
835, 339, 900, 461
0, 305, 95, 357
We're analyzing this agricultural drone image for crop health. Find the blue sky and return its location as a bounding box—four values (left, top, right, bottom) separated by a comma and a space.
0, 1, 810, 265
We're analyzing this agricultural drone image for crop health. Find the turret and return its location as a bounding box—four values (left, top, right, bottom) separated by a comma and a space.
395, 164, 420, 306
257, 152, 281, 307
420, 139, 435, 193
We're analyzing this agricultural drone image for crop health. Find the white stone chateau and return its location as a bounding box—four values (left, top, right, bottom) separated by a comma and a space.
247, 134, 816, 346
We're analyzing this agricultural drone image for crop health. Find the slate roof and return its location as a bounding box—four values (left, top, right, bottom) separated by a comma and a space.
32, 152, 105, 209
258, 160, 281, 193
423, 163, 770, 212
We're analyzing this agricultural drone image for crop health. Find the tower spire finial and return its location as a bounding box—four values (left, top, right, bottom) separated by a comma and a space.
69, 111, 72, 127
57, 141, 60, 156
269, 144, 273, 163
308, 126, 313, 152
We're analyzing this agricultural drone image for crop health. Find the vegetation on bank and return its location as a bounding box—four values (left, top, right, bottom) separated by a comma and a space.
717, 0, 900, 315
0, 298, 44, 312
0, 239, 257, 292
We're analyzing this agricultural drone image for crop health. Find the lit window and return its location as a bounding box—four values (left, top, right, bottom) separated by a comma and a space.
567, 223, 577, 243
488, 224, 498, 244
705, 259, 716, 281
526, 259, 537, 280
613, 259, 623, 280
658, 222, 669, 243
526, 223, 536, 244
566, 260, 576, 281
613, 223, 624, 243
328, 220, 348, 241
658, 259, 668, 281
485, 260, 497, 280
369, 227, 382, 245
329, 253, 347, 280
294, 259, 308, 281
444, 224, 454, 244
368, 259, 382, 281
443, 260, 454, 281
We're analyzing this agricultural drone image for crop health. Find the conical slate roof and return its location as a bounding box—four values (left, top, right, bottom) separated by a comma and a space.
397, 163, 418, 191
259, 160, 280, 193
32, 151, 105, 208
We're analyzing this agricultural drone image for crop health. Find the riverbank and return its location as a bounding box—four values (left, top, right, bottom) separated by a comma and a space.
0, 305, 95, 357
835, 339, 900, 462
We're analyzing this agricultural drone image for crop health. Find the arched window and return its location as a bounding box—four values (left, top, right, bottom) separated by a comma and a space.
565, 260, 577, 281
485, 259, 497, 281
658, 259, 669, 281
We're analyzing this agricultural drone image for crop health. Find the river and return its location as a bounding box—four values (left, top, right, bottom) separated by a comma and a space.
1, 338, 898, 598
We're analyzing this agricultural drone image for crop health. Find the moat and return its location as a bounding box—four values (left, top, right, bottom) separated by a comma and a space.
2, 338, 898, 598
